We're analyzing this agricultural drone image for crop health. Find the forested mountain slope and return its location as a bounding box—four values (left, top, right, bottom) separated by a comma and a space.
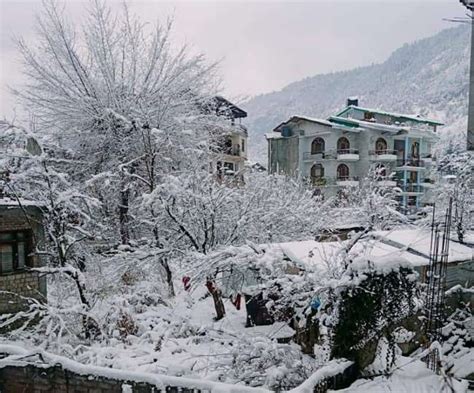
243, 25, 470, 162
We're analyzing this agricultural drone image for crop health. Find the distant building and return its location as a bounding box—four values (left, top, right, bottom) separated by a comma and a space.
207, 96, 248, 181
267, 99, 443, 210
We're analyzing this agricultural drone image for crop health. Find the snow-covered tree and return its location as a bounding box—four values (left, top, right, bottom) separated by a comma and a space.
0, 121, 101, 336
143, 170, 331, 254
436, 151, 473, 243
340, 165, 405, 230
14, 0, 222, 244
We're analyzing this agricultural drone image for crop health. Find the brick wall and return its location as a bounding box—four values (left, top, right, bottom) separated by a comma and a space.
0, 364, 196, 393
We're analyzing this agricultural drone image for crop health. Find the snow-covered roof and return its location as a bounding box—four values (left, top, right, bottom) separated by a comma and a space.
273, 116, 333, 132
266, 229, 473, 270
336, 105, 444, 126
371, 229, 473, 264
328, 116, 439, 140
265, 132, 283, 140
0, 197, 42, 208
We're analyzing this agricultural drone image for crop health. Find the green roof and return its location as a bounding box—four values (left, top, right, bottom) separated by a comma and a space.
335, 106, 444, 126
327, 116, 361, 128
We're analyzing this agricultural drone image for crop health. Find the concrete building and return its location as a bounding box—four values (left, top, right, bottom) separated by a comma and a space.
209, 96, 248, 180
267, 99, 443, 210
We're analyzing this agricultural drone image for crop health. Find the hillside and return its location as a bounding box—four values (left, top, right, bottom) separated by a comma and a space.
243, 25, 470, 162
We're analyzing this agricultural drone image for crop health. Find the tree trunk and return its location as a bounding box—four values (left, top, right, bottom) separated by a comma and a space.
206, 279, 226, 320
119, 186, 130, 244
160, 257, 175, 297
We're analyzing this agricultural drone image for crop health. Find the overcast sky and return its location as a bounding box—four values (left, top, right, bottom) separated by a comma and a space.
0, 0, 467, 117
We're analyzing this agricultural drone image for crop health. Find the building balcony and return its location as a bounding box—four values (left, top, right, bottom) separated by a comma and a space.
369, 150, 398, 162
310, 176, 360, 187
310, 177, 328, 186
377, 177, 397, 187
337, 149, 360, 161
399, 184, 424, 195
303, 151, 327, 161
220, 145, 244, 158
420, 178, 435, 188
336, 176, 360, 186
421, 153, 434, 160
395, 158, 426, 171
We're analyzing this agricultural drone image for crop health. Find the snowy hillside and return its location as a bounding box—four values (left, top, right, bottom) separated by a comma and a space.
243, 25, 470, 162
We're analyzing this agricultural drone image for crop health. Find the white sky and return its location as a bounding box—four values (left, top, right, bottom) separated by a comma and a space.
0, 0, 467, 117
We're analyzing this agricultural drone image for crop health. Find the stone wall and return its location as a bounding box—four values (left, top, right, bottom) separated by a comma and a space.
0, 271, 46, 314
0, 205, 47, 317
0, 364, 196, 393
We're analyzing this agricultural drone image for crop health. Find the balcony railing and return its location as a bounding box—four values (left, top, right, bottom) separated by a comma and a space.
396, 158, 425, 168
337, 149, 359, 155
310, 176, 360, 186
336, 176, 360, 185
376, 177, 397, 186
369, 149, 397, 156
221, 145, 242, 157
401, 184, 424, 193
304, 151, 327, 160
304, 149, 360, 160
310, 177, 327, 186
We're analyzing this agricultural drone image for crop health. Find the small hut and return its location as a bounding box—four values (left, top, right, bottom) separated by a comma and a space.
0, 196, 47, 314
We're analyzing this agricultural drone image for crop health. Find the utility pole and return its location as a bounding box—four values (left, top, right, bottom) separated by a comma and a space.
459, 1, 474, 150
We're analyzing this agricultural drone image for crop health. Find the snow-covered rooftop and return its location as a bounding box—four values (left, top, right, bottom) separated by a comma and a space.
0, 197, 42, 208
272, 115, 333, 132
336, 105, 444, 126
267, 229, 473, 270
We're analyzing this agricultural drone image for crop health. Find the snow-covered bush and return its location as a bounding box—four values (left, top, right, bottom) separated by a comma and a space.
331, 258, 420, 372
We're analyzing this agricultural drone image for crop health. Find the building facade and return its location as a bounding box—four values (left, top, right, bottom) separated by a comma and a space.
0, 197, 47, 315
267, 100, 443, 210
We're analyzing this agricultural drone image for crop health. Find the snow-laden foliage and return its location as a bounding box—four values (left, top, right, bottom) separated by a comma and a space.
330, 259, 420, 371
435, 150, 474, 243
336, 166, 406, 230
2, 1, 470, 390
143, 171, 331, 254
12, 0, 230, 245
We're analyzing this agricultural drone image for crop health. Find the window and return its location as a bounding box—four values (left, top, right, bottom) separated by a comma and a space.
310, 164, 325, 185
224, 137, 232, 155
337, 137, 350, 153
375, 138, 387, 153
0, 231, 29, 274
337, 164, 350, 180
223, 162, 235, 174
311, 137, 325, 154
241, 139, 245, 153
409, 171, 418, 184
407, 196, 417, 207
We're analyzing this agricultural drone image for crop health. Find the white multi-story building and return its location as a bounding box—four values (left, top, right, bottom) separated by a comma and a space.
267, 99, 443, 210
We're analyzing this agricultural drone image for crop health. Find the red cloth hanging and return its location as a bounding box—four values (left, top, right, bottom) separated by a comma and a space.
182, 276, 191, 291
232, 293, 241, 310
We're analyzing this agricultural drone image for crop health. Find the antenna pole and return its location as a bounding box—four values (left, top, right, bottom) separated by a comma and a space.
468, 10, 474, 150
